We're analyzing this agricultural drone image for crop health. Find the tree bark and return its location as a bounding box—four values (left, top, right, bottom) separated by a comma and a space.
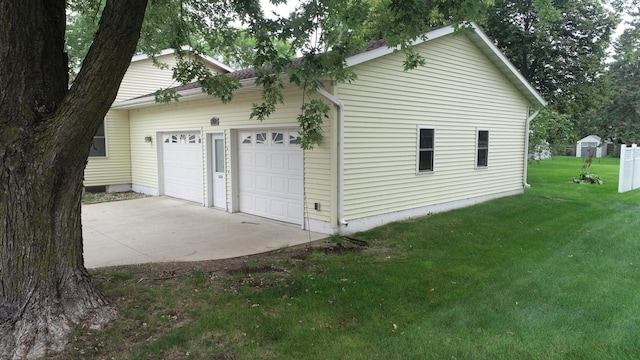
0, 1, 148, 358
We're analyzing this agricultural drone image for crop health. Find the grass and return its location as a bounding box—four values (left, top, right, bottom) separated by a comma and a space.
57, 156, 640, 359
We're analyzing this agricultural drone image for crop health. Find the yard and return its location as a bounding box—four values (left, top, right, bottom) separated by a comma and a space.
56, 156, 640, 359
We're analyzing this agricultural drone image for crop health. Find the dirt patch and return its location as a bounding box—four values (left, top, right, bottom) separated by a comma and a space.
96, 239, 364, 278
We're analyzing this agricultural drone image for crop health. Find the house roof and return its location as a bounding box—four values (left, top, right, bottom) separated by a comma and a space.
578, 135, 602, 143
113, 23, 546, 110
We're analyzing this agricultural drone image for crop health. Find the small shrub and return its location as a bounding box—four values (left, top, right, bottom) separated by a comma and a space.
571, 154, 603, 184
571, 171, 603, 184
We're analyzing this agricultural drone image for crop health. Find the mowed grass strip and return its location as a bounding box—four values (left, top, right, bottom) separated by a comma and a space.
59, 156, 640, 359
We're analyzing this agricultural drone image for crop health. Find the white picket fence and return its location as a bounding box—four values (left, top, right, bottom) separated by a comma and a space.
618, 144, 640, 193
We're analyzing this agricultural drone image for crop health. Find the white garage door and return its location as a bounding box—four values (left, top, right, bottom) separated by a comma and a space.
238, 130, 303, 224
161, 132, 203, 203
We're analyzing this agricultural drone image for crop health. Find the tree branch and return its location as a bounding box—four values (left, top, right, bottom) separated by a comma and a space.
53, 0, 149, 161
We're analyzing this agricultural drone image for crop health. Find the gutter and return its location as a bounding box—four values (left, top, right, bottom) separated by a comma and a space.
317, 88, 348, 229
523, 108, 541, 188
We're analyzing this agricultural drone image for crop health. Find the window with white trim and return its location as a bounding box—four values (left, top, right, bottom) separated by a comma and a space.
89, 121, 106, 157
417, 127, 434, 172
476, 130, 489, 167
272, 132, 284, 145
241, 133, 252, 144
256, 132, 267, 144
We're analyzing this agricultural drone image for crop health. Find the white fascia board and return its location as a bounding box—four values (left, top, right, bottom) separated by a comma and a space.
467, 22, 547, 107
130, 46, 235, 73
177, 45, 236, 73
199, 54, 235, 73
130, 48, 177, 63
346, 26, 456, 67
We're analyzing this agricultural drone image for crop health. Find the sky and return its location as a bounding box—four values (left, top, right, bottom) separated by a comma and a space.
614, 12, 634, 38
260, 0, 298, 18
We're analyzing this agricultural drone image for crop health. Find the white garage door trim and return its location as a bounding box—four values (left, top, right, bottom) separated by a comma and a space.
238, 129, 303, 225
160, 131, 203, 203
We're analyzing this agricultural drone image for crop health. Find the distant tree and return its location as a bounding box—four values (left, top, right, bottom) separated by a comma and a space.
217, 30, 293, 70
67, 0, 208, 74
529, 108, 576, 158
598, 18, 640, 143
483, 0, 618, 122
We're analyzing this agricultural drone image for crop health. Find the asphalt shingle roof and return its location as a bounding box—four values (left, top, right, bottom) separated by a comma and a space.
165, 38, 391, 94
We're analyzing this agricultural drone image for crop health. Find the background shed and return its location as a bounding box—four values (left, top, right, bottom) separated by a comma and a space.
576, 135, 606, 158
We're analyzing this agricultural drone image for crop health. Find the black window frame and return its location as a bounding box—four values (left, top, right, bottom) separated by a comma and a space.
476, 129, 489, 168
417, 127, 435, 173
89, 121, 107, 157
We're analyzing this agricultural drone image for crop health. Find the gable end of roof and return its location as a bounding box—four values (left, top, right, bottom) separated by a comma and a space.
345, 23, 546, 108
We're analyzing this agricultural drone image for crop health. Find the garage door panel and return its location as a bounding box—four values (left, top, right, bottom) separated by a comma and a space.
288, 154, 303, 171
238, 129, 303, 224
253, 197, 265, 212
288, 202, 303, 217
165, 183, 200, 202
255, 175, 269, 191
240, 195, 254, 210
239, 173, 254, 190
271, 176, 285, 193
288, 178, 303, 196
240, 153, 254, 167
255, 153, 269, 168
271, 153, 285, 169
270, 200, 285, 217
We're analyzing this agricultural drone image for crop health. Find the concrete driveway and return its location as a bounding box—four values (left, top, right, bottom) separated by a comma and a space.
82, 197, 326, 268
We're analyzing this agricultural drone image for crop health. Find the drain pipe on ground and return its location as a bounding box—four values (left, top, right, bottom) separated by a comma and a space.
317, 87, 348, 230
523, 108, 541, 188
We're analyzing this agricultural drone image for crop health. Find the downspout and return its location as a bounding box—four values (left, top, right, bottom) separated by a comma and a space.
317, 87, 348, 229
523, 108, 541, 188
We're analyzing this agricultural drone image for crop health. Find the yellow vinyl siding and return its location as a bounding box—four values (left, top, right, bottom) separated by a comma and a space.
84, 109, 132, 186
338, 33, 530, 221
116, 54, 226, 103
128, 86, 333, 223
116, 55, 180, 102
301, 125, 333, 223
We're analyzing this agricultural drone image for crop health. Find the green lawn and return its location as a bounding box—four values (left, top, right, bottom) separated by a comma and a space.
60, 156, 640, 359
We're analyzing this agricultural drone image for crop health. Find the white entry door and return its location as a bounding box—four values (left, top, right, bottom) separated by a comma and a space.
238, 129, 303, 224
161, 132, 203, 203
212, 135, 226, 208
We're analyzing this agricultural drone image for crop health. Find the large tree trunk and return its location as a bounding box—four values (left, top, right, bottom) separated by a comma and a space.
0, 1, 148, 358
